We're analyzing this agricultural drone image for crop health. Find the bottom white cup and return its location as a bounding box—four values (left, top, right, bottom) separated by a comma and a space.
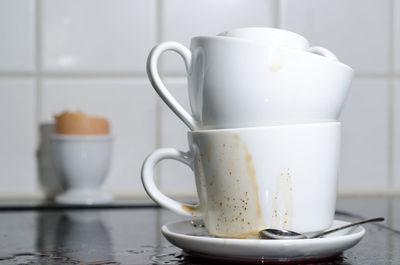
142, 122, 340, 238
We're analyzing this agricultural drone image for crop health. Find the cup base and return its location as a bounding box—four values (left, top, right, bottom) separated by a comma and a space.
55, 189, 113, 205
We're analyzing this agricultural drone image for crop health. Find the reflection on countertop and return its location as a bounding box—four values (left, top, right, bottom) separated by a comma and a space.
0, 197, 398, 264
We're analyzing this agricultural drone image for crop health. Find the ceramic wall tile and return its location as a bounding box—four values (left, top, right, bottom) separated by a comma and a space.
339, 78, 390, 191
41, 0, 156, 73
393, 79, 400, 188
0, 78, 37, 193
40, 78, 157, 194
0, 0, 35, 72
394, 0, 400, 74
158, 78, 196, 197
280, 0, 391, 75
160, 0, 276, 74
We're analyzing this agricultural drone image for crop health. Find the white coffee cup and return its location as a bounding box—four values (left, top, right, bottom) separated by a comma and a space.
147, 34, 353, 130
142, 122, 340, 237
52, 134, 113, 204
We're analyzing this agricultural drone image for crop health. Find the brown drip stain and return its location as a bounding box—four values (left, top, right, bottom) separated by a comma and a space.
214, 230, 260, 239
181, 205, 197, 216
269, 63, 282, 72
242, 141, 263, 218
270, 168, 294, 230
199, 132, 265, 237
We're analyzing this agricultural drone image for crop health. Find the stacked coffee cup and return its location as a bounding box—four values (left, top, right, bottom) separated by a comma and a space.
142, 28, 354, 238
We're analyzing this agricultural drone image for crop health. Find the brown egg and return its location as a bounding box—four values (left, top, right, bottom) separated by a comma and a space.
54, 111, 110, 135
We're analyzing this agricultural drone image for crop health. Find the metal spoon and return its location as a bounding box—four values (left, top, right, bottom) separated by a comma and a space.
258, 217, 384, 240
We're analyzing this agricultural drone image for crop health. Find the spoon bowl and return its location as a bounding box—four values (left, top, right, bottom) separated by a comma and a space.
260, 229, 307, 240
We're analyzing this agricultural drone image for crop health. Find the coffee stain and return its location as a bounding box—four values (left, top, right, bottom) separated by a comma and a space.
243, 143, 263, 219
270, 168, 294, 230
181, 205, 197, 216
197, 132, 265, 238
269, 63, 282, 72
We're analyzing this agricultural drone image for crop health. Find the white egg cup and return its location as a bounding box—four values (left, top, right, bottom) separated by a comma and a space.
52, 134, 113, 205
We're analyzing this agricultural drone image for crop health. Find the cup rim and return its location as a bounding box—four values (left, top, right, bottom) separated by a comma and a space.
189, 121, 341, 135
190, 36, 353, 71
218, 27, 309, 45
51, 133, 113, 141
277, 46, 354, 72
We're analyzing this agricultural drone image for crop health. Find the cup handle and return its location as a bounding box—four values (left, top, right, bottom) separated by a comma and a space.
147, 42, 199, 131
141, 147, 201, 217
307, 46, 338, 61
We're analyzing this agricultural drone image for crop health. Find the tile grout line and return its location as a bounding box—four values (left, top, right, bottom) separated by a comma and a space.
34, 0, 42, 193
354, 74, 400, 79
154, 0, 163, 188
277, 0, 286, 28
1, 73, 400, 79
385, 2, 395, 256
388, 1, 396, 250
274, 0, 280, 28
388, 0, 395, 190
154, 0, 163, 250
0, 73, 151, 78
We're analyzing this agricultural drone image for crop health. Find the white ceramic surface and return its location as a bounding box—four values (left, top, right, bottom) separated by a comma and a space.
142, 122, 341, 237
147, 34, 353, 130
52, 134, 113, 204
161, 219, 365, 263
218, 27, 310, 49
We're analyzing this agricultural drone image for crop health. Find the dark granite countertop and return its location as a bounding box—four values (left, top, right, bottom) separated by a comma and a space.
0, 197, 399, 264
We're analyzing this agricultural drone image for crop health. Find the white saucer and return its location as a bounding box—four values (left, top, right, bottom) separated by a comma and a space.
162, 220, 365, 263
55, 189, 113, 205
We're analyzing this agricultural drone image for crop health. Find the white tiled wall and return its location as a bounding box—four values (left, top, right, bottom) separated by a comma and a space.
280, 0, 392, 75
40, 0, 156, 73
160, 0, 276, 74
395, 0, 400, 74
0, 79, 37, 194
339, 79, 390, 190
0, 0, 399, 200
0, 0, 35, 72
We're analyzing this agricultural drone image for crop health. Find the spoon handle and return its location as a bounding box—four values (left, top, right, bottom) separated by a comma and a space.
311, 217, 384, 239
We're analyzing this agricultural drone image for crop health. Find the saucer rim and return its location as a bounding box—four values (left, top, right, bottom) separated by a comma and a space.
161, 219, 366, 245
161, 219, 366, 262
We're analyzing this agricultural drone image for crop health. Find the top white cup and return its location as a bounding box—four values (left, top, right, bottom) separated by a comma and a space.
147, 28, 352, 130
